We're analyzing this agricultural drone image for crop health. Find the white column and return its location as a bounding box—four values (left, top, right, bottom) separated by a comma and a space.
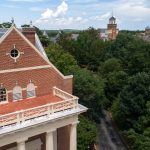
70, 122, 79, 150
53, 130, 57, 150
17, 138, 27, 150
46, 129, 56, 150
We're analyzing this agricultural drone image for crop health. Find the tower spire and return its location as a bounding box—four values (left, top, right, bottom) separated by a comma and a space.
112, 10, 114, 17
30, 20, 33, 27
11, 17, 14, 25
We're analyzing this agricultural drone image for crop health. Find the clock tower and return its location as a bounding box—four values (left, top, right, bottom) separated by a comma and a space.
107, 16, 118, 40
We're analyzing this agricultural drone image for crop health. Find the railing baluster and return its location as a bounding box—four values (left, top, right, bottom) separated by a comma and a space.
0, 88, 78, 127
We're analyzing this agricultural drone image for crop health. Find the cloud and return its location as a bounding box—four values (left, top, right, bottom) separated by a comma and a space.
35, 1, 87, 27
115, 0, 150, 19
34, 0, 150, 29
41, 1, 68, 19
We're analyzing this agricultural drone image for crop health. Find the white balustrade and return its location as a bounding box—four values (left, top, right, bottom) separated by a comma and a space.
0, 87, 78, 127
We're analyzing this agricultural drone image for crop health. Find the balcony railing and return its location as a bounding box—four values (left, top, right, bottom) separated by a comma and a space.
0, 87, 78, 127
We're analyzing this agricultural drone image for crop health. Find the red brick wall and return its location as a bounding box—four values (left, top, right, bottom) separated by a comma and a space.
57, 125, 70, 150
107, 24, 118, 40
22, 27, 36, 45
0, 67, 72, 102
0, 29, 48, 70
0, 28, 72, 102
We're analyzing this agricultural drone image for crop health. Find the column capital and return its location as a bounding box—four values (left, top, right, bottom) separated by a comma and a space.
71, 121, 80, 126
17, 138, 28, 143
46, 128, 56, 134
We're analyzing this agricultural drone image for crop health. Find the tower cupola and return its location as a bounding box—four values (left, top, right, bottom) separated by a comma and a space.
109, 16, 116, 24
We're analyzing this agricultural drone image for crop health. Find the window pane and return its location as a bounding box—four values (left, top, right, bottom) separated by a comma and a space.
13, 93, 22, 100
27, 90, 35, 98
0, 88, 7, 102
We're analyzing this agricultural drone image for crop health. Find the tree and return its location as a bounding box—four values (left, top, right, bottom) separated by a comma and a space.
72, 27, 111, 71
73, 68, 105, 121
104, 71, 128, 108
46, 43, 78, 75
100, 58, 122, 75
0, 22, 12, 28
117, 72, 150, 129
77, 116, 97, 150
46, 43, 105, 121
45, 43, 100, 148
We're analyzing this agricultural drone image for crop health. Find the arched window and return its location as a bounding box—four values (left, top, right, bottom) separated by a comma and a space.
0, 87, 7, 102
13, 86, 22, 100
27, 83, 36, 98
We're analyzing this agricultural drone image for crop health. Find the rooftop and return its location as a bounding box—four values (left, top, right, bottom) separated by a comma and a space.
0, 87, 87, 135
0, 95, 62, 115
0, 87, 81, 128
109, 16, 116, 20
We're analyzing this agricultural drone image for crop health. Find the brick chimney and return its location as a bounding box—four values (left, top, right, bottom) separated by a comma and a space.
22, 27, 36, 45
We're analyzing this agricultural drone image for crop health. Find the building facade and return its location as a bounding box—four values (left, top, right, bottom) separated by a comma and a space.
0, 24, 87, 150
99, 16, 119, 41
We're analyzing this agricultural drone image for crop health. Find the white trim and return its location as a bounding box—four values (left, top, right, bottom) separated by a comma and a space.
7, 86, 37, 93
0, 65, 51, 74
0, 25, 73, 80
0, 101, 8, 105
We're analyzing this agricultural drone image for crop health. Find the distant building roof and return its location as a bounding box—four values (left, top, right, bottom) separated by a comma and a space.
0, 28, 8, 38
145, 26, 150, 30
109, 16, 116, 20
99, 28, 107, 33
43, 30, 49, 38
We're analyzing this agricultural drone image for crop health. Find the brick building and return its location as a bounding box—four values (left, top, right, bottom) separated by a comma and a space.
0, 24, 87, 150
99, 16, 119, 41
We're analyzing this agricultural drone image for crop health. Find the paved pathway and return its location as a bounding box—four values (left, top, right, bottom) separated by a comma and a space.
98, 110, 127, 150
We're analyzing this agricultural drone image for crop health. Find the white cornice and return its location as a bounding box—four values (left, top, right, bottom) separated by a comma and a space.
0, 65, 51, 74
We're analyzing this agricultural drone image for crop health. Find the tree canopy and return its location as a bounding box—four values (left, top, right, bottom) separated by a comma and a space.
38, 26, 150, 149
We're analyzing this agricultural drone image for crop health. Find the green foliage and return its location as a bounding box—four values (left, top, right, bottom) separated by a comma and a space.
45, 43, 100, 148
77, 116, 97, 150
68, 27, 111, 71
34, 26, 51, 47
73, 68, 105, 121
46, 43, 78, 75
100, 58, 122, 75
55, 27, 113, 72
118, 72, 150, 128
46, 43, 105, 121
111, 33, 150, 74
0, 22, 12, 28
43, 27, 150, 149
104, 71, 128, 107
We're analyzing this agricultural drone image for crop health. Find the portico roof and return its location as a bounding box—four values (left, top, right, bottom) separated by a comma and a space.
0, 95, 62, 115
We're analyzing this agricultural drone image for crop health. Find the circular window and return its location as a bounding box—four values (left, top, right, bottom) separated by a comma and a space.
10, 49, 19, 58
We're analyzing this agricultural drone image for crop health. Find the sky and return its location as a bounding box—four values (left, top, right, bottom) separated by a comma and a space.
0, 0, 150, 30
